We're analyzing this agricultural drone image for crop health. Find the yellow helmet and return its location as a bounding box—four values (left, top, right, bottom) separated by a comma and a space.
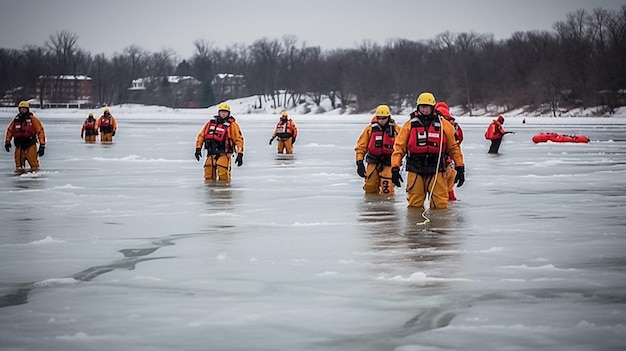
88, 112, 94, 117
280, 110, 288, 117
104, 107, 110, 113
375, 104, 391, 117
416, 92, 436, 106
217, 102, 231, 112
18, 101, 30, 108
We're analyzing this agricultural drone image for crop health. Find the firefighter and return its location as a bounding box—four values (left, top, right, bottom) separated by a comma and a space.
4, 101, 46, 172
195, 102, 245, 182
95, 107, 117, 142
435, 101, 464, 201
269, 110, 299, 154
81, 112, 98, 142
391, 92, 465, 209
354, 104, 401, 196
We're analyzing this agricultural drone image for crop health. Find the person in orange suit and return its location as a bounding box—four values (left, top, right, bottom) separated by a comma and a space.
355, 104, 401, 196
391, 92, 465, 209
435, 101, 464, 201
95, 107, 118, 142
4, 101, 46, 172
195, 102, 245, 182
81, 112, 98, 142
269, 110, 298, 154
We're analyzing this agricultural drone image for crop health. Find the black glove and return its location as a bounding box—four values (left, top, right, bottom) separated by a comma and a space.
235, 153, 243, 167
194, 148, 202, 161
269, 137, 274, 145
80, 133, 84, 139
112, 131, 116, 136
4, 143, 10, 152
356, 160, 366, 178
454, 166, 465, 187
38, 145, 45, 157
391, 167, 403, 187
292, 137, 296, 144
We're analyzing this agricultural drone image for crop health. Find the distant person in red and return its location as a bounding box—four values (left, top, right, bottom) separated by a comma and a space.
485, 115, 513, 154
80, 112, 98, 142
435, 101, 463, 201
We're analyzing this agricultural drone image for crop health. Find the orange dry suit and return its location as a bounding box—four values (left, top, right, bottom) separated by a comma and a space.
271, 117, 298, 154
392, 111, 464, 209
96, 114, 117, 142
195, 115, 244, 182
438, 106, 464, 199
5, 111, 46, 170
355, 116, 400, 195
81, 117, 98, 142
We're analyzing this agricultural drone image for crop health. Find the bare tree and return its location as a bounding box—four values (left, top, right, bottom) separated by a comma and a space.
435, 31, 491, 116
123, 45, 148, 80
554, 9, 595, 107
0, 49, 23, 104
89, 53, 112, 106
248, 38, 283, 108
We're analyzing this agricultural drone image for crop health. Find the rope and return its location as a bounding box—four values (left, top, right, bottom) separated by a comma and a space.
416, 115, 445, 226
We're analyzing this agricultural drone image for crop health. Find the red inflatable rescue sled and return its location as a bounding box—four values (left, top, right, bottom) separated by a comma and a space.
532, 132, 590, 144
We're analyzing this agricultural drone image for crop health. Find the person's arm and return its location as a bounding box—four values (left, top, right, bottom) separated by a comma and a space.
5, 120, 15, 145
229, 121, 244, 154
291, 120, 298, 138
391, 122, 410, 168
33, 116, 46, 145
195, 123, 208, 149
443, 119, 463, 167
354, 126, 371, 161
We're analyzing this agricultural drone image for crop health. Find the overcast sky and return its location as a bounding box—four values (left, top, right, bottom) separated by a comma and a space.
1, 0, 624, 60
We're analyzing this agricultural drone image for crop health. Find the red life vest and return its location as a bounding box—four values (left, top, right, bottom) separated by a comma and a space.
98, 116, 114, 133
453, 123, 464, 144
274, 118, 294, 139
203, 117, 234, 154
12, 114, 36, 138
84, 119, 96, 130
443, 117, 463, 144
83, 119, 97, 135
204, 118, 230, 143
367, 117, 396, 156
484, 121, 502, 140
99, 117, 111, 128
407, 115, 446, 155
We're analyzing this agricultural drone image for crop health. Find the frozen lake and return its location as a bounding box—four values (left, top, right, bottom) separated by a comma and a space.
1, 110, 626, 350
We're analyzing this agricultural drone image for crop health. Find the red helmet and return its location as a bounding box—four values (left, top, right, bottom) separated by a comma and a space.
497, 115, 504, 123
435, 101, 449, 112
438, 106, 451, 119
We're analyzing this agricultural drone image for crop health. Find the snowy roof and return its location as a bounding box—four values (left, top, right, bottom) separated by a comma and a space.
37, 75, 92, 80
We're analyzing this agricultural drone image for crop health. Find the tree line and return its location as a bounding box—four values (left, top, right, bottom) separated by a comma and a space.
0, 6, 624, 115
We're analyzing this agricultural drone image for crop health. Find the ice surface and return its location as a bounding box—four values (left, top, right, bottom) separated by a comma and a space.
1, 110, 625, 350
